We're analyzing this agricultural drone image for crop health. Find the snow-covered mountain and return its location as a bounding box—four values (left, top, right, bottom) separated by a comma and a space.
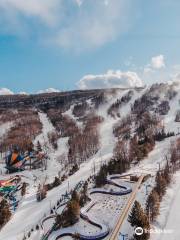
0, 82, 180, 240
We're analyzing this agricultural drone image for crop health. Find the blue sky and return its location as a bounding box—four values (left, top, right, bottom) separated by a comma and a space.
0, 0, 180, 94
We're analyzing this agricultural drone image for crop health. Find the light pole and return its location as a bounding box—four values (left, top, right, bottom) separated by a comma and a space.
146, 184, 151, 195
119, 232, 128, 240
68, 181, 70, 193
49, 200, 52, 212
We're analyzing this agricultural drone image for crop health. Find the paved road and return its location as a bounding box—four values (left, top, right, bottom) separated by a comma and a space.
109, 175, 144, 240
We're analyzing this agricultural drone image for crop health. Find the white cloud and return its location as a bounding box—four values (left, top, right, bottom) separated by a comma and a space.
0, 0, 133, 51
54, 0, 132, 51
77, 70, 143, 89
104, 0, 109, 6
75, 0, 83, 6
0, 88, 61, 95
144, 54, 166, 74
19, 91, 28, 95
151, 55, 165, 69
0, 0, 60, 27
37, 88, 60, 94
0, 88, 14, 95
166, 73, 180, 91
174, 74, 180, 84
143, 66, 153, 74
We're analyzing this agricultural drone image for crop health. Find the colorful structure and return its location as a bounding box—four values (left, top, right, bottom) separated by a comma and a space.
0, 176, 22, 211
5, 149, 46, 173
5, 151, 27, 173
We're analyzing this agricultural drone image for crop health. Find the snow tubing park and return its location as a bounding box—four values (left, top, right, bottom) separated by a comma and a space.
42, 174, 132, 240
0, 176, 23, 211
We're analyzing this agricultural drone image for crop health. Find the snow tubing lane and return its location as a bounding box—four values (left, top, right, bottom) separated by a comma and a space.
41, 201, 68, 228
45, 174, 132, 240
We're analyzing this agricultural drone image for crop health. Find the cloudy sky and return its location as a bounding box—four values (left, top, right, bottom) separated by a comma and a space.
0, 0, 180, 94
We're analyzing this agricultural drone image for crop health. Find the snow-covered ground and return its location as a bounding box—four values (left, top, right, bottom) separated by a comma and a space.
34, 112, 55, 148
33, 112, 69, 182
0, 86, 179, 240
163, 90, 180, 133
0, 89, 138, 240
0, 121, 13, 139
119, 134, 179, 239
62, 104, 84, 128
119, 90, 180, 239
89, 187, 132, 231
151, 171, 180, 240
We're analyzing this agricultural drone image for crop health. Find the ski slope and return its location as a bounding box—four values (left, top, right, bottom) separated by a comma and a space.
0, 84, 179, 240
151, 171, 180, 240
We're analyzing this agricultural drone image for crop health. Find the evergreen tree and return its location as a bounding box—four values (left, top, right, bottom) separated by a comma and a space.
56, 190, 80, 228
21, 182, 27, 196
36, 141, 42, 152
128, 201, 150, 240
155, 172, 166, 199
170, 146, 178, 172
36, 184, 47, 201
163, 163, 172, 185
146, 189, 160, 221
0, 199, 11, 229
95, 165, 107, 187
22, 234, 26, 240
71, 190, 80, 202
60, 199, 80, 227
73, 233, 80, 239
36, 224, 39, 230
52, 176, 61, 187
67, 199, 80, 223
129, 137, 143, 162
154, 128, 166, 141
175, 110, 180, 122
79, 182, 88, 207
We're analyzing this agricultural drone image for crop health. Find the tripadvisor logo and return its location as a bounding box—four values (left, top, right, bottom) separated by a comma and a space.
135, 227, 143, 236
134, 227, 174, 235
